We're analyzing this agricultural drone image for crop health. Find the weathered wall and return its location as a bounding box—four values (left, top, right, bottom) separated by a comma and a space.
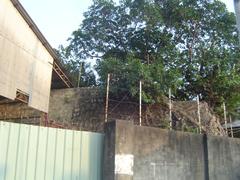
208, 136, 240, 180
0, 102, 42, 119
48, 88, 225, 135
0, 102, 42, 125
0, 0, 53, 112
49, 88, 105, 131
133, 126, 205, 180
104, 121, 205, 180
103, 120, 240, 180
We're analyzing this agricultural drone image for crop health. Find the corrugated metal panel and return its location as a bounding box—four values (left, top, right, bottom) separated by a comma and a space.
0, 121, 104, 180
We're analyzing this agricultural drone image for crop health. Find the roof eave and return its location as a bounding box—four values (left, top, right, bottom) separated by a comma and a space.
10, 0, 73, 88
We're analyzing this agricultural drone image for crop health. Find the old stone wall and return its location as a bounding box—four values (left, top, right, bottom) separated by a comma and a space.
0, 87, 226, 134
48, 87, 105, 131
48, 87, 225, 135
48, 87, 143, 131
103, 120, 240, 180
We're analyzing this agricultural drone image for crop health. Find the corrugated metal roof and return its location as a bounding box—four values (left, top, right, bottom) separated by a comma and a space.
224, 120, 240, 128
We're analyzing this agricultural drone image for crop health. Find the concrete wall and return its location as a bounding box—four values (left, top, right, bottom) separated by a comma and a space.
103, 120, 240, 180
208, 136, 240, 180
0, 0, 53, 112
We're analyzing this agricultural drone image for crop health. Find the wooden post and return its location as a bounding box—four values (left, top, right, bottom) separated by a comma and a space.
230, 116, 234, 138
197, 95, 202, 134
139, 80, 142, 126
105, 74, 110, 123
169, 88, 172, 130
223, 102, 228, 135
77, 62, 83, 88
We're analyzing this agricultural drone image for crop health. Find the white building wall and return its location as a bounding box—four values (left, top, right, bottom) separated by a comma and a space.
0, 0, 53, 112
235, 0, 240, 41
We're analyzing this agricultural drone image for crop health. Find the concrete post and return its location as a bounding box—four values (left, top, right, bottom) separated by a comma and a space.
103, 121, 134, 180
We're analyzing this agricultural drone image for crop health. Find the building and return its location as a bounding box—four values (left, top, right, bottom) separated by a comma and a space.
224, 120, 240, 137
234, 0, 240, 40
0, 0, 72, 123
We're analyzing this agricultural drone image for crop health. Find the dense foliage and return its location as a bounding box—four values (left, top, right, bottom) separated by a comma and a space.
56, 46, 96, 87
59, 0, 240, 117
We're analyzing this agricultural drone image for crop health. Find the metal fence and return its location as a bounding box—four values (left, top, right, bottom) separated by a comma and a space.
0, 121, 104, 180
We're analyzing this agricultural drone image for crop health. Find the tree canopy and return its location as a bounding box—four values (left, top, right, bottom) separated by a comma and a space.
59, 0, 240, 117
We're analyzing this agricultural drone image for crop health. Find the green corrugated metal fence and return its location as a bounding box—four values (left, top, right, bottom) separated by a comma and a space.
0, 121, 104, 180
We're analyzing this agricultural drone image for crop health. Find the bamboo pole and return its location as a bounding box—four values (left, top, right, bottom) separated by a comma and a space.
105, 74, 110, 123
139, 80, 142, 126
197, 95, 202, 134
223, 102, 228, 135
230, 116, 234, 138
169, 88, 172, 130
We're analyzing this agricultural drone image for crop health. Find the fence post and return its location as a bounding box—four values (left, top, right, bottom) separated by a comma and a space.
197, 95, 202, 134
229, 116, 234, 138
105, 74, 110, 123
223, 102, 228, 135
139, 80, 142, 126
169, 88, 172, 130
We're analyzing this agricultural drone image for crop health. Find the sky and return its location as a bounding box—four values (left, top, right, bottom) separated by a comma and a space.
19, 0, 235, 49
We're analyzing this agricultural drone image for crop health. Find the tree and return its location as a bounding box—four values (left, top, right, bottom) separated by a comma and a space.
56, 46, 96, 87
59, 0, 240, 117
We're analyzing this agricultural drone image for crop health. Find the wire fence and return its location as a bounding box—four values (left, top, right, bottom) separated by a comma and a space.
102, 73, 233, 137
0, 75, 236, 137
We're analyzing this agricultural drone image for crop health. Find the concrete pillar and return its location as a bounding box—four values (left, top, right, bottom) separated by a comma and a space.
103, 120, 134, 180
